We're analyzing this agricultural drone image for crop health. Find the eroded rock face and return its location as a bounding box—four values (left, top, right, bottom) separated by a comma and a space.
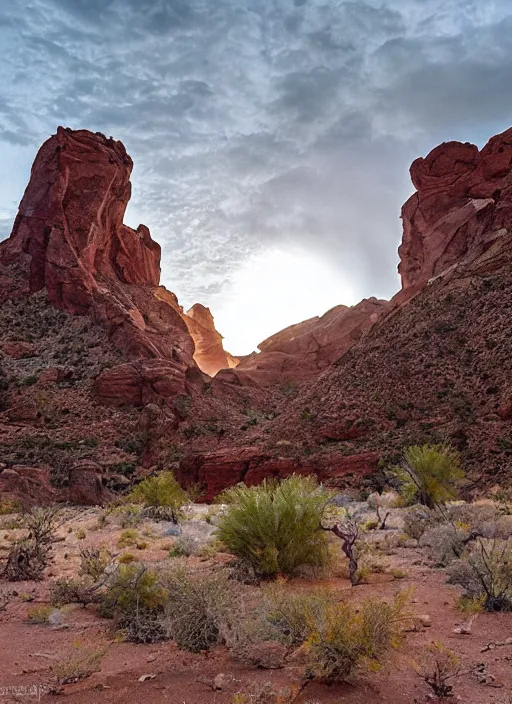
398, 127, 512, 295
93, 359, 188, 407
182, 303, 238, 377
176, 447, 380, 501
0, 127, 194, 367
225, 298, 389, 387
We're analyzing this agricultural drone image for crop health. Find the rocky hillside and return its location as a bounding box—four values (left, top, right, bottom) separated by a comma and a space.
1, 125, 512, 504
0, 128, 273, 505
180, 128, 512, 498
220, 297, 389, 387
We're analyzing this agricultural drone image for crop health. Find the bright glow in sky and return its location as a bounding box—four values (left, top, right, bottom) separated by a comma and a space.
212, 247, 359, 354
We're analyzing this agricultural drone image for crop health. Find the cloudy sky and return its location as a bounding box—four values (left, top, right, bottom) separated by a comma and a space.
1, 0, 512, 352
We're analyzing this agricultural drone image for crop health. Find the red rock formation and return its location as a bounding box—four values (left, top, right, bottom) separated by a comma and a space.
0, 127, 194, 369
267, 128, 512, 491
0, 127, 203, 416
223, 298, 389, 387
398, 127, 512, 296
182, 303, 238, 377
176, 447, 380, 501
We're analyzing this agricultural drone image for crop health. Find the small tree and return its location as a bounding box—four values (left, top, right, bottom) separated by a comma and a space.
322, 517, 361, 585
395, 444, 464, 508
216, 475, 332, 578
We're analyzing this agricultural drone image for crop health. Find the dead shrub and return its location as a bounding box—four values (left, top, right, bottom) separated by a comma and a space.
232, 681, 301, 703
51, 577, 104, 608
2, 507, 63, 581
161, 565, 238, 652
420, 523, 469, 566
447, 538, 512, 611
51, 645, 105, 685
415, 641, 464, 698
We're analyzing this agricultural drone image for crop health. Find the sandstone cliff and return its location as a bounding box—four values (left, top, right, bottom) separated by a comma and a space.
223, 298, 390, 387
398, 127, 512, 298
182, 304, 239, 377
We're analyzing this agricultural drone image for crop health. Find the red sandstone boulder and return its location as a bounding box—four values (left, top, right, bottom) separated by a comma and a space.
7, 398, 38, 422
1, 341, 37, 359
176, 448, 380, 501
68, 460, 110, 505
38, 366, 72, 385
0, 465, 56, 506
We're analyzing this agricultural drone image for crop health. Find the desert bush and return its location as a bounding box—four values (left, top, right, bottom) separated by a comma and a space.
161, 566, 237, 652
127, 471, 189, 522
232, 681, 300, 703
169, 534, 196, 557
390, 568, 408, 580
27, 605, 55, 624
242, 585, 408, 682
117, 529, 140, 548
118, 552, 137, 564
51, 577, 104, 608
402, 506, 435, 540
79, 546, 113, 581
256, 583, 337, 647
447, 538, 512, 611
393, 444, 464, 508
304, 591, 408, 682
0, 498, 21, 515
420, 523, 469, 566
2, 506, 62, 581
216, 475, 332, 578
113, 504, 143, 528
51, 645, 105, 685
415, 642, 463, 698
99, 564, 168, 643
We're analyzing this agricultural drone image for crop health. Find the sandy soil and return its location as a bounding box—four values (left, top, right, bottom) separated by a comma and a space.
1, 507, 511, 704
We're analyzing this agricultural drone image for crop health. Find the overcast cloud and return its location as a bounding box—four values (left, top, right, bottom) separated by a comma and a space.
1, 0, 512, 351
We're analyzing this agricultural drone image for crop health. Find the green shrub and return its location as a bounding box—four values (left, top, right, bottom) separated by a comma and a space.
127, 471, 189, 522
0, 498, 21, 515
304, 591, 408, 682
117, 529, 140, 548
100, 565, 168, 643
393, 444, 464, 508
216, 475, 332, 578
